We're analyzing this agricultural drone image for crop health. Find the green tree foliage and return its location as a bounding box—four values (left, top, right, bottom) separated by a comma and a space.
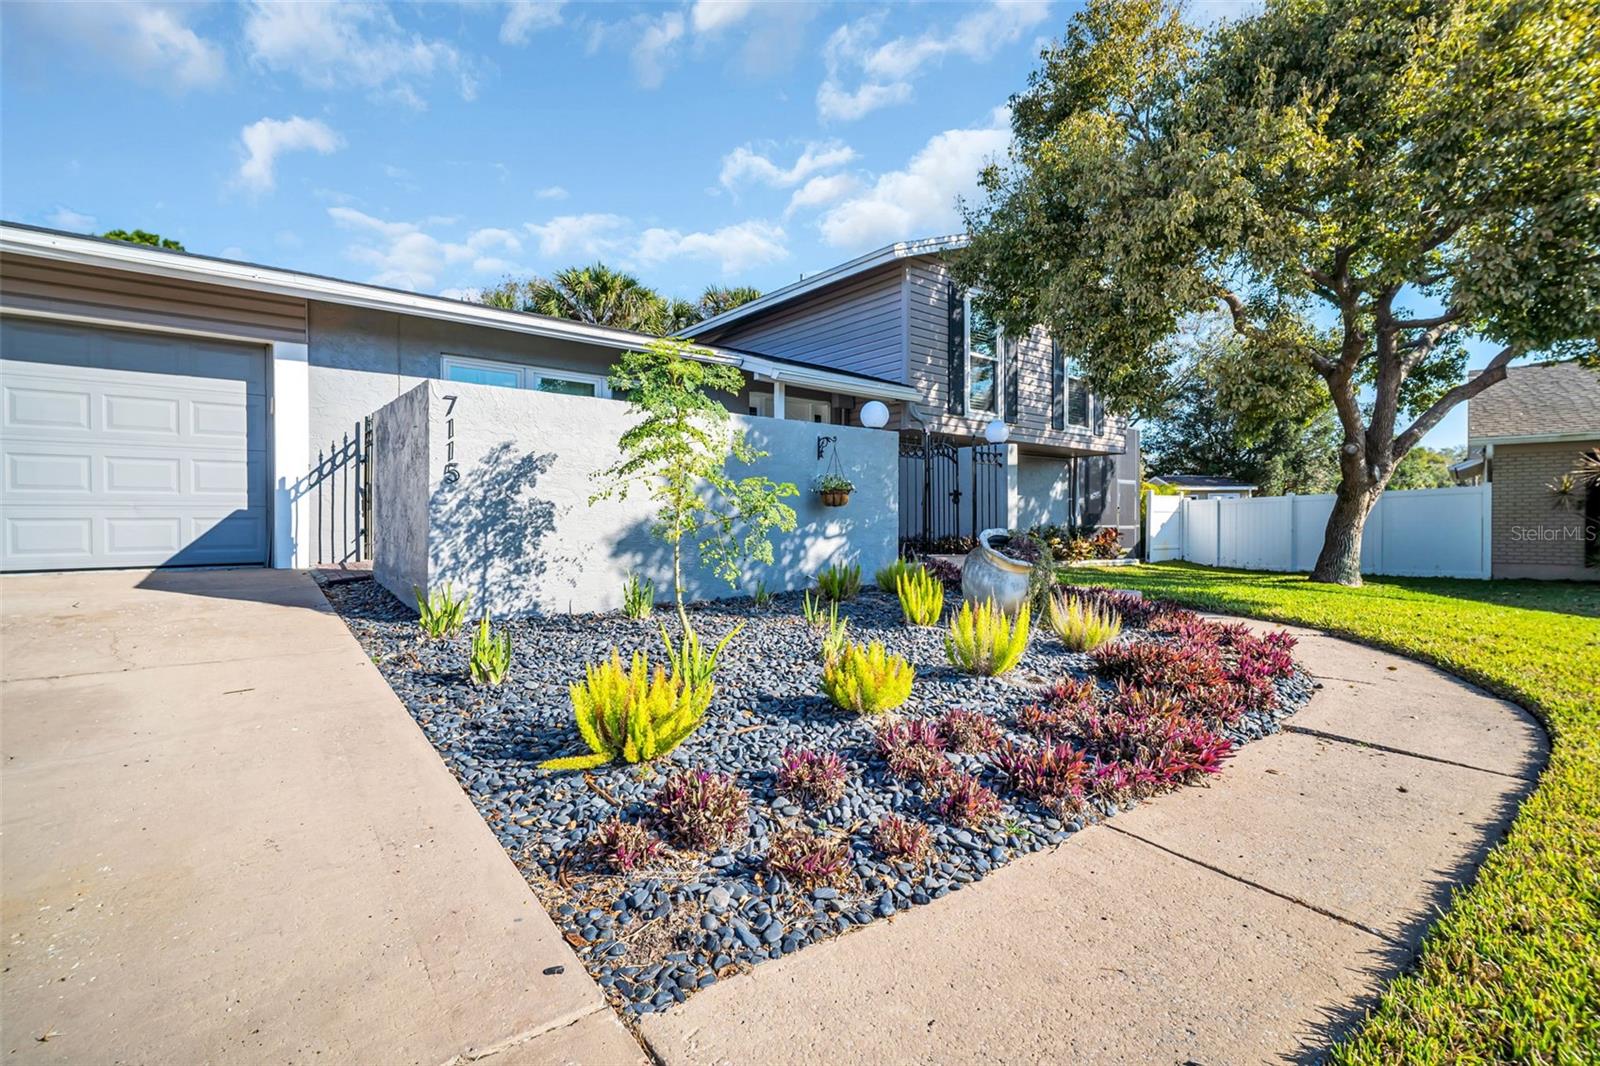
591, 339, 798, 633
1388, 446, 1460, 490
100, 229, 184, 251
476, 267, 762, 336
959, 0, 1600, 584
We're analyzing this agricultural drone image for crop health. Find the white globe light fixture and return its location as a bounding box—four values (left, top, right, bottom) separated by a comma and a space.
983, 419, 1010, 444
858, 400, 890, 429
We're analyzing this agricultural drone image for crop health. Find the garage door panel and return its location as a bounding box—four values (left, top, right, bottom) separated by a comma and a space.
1, 320, 269, 571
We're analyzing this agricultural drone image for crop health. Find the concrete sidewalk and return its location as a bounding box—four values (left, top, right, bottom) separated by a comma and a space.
639, 621, 1547, 1064
0, 569, 642, 1066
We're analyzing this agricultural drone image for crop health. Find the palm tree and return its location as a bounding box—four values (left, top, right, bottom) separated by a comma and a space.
698, 285, 762, 319
527, 263, 665, 333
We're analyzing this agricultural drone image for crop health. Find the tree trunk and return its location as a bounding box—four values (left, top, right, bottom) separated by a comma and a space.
1310, 476, 1380, 585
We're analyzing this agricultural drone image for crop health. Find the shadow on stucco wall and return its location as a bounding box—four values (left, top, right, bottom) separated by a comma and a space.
429, 441, 573, 613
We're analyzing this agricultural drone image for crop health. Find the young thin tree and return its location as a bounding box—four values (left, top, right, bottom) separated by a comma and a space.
960, 0, 1600, 584
592, 339, 798, 633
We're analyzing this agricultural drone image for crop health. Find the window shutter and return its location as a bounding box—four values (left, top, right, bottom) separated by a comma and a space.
1004, 336, 1019, 423
1050, 340, 1065, 431
946, 280, 965, 415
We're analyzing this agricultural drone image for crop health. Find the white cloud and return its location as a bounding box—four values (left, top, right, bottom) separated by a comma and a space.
244, 1, 476, 107
524, 214, 631, 258
818, 1, 1049, 121
328, 208, 523, 290
632, 12, 686, 89
633, 220, 788, 274
534, 185, 569, 200
691, 0, 754, 34
21, 2, 224, 90
819, 109, 1011, 250
48, 207, 97, 232
719, 140, 857, 189
237, 117, 343, 194
785, 173, 862, 216
500, 1, 564, 44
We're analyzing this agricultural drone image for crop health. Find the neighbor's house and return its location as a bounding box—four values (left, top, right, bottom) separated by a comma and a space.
1455, 359, 1599, 581
0, 222, 920, 610
678, 236, 1141, 549
1146, 475, 1258, 500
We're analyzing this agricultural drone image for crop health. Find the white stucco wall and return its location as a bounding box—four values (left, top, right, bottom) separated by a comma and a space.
1016, 454, 1074, 529
371, 383, 431, 598
372, 381, 899, 616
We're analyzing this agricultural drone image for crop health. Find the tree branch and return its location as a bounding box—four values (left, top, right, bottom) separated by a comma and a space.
1393, 344, 1525, 457
1391, 306, 1464, 331
1216, 288, 1336, 374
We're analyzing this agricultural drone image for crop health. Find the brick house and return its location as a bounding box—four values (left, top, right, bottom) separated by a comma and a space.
1458, 360, 1599, 581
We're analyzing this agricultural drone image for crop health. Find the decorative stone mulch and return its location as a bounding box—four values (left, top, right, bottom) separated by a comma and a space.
323, 579, 1315, 1018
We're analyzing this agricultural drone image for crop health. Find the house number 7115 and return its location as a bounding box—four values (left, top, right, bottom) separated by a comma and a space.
443, 394, 460, 486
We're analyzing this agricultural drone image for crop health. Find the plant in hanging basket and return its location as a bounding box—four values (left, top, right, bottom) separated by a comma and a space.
815, 473, 855, 506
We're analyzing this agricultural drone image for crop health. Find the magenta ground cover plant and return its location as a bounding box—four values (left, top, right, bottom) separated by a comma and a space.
776, 748, 849, 807
938, 773, 1002, 827
651, 769, 750, 851
872, 813, 934, 865
994, 740, 1091, 813
587, 818, 664, 874
766, 826, 852, 889
937, 707, 1002, 753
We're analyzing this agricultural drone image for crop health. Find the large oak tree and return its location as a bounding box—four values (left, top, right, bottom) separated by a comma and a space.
959, 0, 1599, 583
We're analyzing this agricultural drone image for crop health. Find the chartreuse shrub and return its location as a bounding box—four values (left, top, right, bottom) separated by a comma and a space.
1059, 562, 1600, 1061
468, 613, 513, 686
875, 557, 920, 593
821, 641, 914, 714
945, 598, 1031, 676
897, 567, 945, 626
817, 560, 862, 601
540, 648, 713, 771
1046, 589, 1122, 652
651, 769, 750, 850
414, 583, 471, 638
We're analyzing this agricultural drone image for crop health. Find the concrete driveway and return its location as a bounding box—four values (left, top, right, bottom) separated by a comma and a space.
0, 568, 642, 1066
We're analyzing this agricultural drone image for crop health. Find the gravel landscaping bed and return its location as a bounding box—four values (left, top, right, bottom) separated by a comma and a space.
324, 579, 1315, 1019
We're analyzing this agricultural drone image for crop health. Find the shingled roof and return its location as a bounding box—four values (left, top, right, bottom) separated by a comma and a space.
1467, 360, 1600, 443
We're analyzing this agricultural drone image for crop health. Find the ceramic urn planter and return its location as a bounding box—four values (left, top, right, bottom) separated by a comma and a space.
960, 528, 1033, 614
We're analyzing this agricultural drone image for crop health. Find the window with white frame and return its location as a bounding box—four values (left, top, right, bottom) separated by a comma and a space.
1064, 352, 1090, 428
747, 393, 832, 423
965, 294, 1001, 416
441, 355, 610, 398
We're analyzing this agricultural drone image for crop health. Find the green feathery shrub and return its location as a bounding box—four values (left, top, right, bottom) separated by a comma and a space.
468, 613, 513, 686
817, 560, 862, 601
415, 582, 471, 638
540, 648, 712, 771
897, 567, 945, 626
875, 557, 920, 593
821, 640, 914, 714
1046, 590, 1123, 652
622, 573, 654, 620
946, 598, 1031, 676
819, 601, 850, 666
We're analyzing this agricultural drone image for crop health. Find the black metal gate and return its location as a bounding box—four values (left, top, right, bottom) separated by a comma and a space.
971, 443, 1007, 533
313, 416, 373, 565
898, 432, 962, 550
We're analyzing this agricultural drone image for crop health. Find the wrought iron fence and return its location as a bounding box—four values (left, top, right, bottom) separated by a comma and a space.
312, 417, 372, 565
898, 433, 962, 550
970, 443, 1007, 533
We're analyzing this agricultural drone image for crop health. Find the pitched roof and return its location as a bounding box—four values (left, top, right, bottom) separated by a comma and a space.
0, 221, 920, 402
1149, 475, 1258, 490
676, 234, 968, 339
1467, 359, 1600, 443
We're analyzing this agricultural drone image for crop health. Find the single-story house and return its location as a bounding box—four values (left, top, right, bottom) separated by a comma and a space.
1457, 359, 1599, 581
1147, 475, 1258, 500
0, 223, 1136, 609
678, 236, 1141, 549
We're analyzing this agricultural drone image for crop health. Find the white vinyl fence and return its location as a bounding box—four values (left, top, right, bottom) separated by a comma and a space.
1145, 484, 1492, 579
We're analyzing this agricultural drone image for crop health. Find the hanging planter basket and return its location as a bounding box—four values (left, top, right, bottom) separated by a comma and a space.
820, 488, 852, 507
814, 438, 854, 507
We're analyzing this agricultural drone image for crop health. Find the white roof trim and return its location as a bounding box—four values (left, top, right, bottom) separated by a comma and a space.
1467, 430, 1598, 447
676, 234, 969, 338
0, 223, 919, 403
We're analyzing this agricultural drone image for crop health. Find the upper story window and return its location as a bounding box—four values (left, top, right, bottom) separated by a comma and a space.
1064, 353, 1089, 428
441, 354, 611, 398
965, 295, 1001, 416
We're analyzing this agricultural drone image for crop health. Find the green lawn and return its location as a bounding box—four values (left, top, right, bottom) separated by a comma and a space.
1059, 563, 1600, 1064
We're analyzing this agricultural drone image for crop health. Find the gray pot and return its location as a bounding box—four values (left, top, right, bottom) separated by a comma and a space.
960, 528, 1033, 614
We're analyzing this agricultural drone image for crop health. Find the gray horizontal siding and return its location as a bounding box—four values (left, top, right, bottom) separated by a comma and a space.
0, 255, 308, 344
703, 264, 905, 382
904, 259, 1129, 453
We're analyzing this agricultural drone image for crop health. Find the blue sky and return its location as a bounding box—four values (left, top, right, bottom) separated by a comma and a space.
0, 0, 1468, 447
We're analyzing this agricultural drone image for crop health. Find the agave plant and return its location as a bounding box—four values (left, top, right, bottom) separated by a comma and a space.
468, 612, 513, 686
945, 598, 1031, 676
539, 648, 712, 771
875, 557, 919, 593
414, 582, 471, 638
816, 560, 862, 601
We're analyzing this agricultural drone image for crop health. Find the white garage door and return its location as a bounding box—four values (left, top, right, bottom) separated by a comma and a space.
0, 318, 270, 571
